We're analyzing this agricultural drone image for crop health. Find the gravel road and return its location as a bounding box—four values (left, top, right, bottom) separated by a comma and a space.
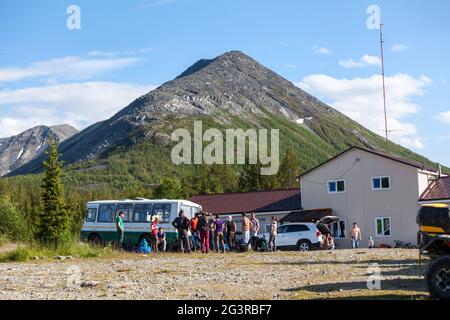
0, 249, 429, 300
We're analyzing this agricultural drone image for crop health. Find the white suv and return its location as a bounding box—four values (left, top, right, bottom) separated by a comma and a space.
261, 222, 323, 251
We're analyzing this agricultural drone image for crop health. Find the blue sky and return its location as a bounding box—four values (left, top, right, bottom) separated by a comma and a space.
0, 0, 449, 165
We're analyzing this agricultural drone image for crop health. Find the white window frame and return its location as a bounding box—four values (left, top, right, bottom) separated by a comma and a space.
331, 219, 347, 239
371, 176, 391, 191
327, 179, 346, 194
375, 217, 392, 238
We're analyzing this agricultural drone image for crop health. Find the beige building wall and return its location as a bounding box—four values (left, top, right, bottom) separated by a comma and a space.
301, 148, 426, 248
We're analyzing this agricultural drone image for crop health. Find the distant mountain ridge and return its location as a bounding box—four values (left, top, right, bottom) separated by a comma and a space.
0, 124, 78, 176
9, 51, 442, 177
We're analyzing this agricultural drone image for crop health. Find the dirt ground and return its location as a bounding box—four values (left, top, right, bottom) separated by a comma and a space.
0, 248, 430, 300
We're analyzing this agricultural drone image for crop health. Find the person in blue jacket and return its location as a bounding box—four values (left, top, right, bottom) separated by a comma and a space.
138, 238, 152, 254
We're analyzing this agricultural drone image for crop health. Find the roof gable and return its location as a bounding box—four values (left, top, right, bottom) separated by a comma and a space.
298, 146, 436, 178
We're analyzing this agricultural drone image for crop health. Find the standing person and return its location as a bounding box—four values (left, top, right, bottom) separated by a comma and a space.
368, 236, 375, 249
150, 217, 159, 253
213, 214, 225, 253
226, 216, 236, 250
207, 213, 216, 252
249, 212, 260, 238
241, 212, 253, 244
349, 222, 362, 249
269, 216, 277, 252
198, 211, 210, 254
190, 212, 200, 251
157, 227, 166, 252
115, 211, 125, 249
172, 210, 191, 253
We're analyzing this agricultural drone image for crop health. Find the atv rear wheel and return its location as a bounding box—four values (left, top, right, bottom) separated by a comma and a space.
426, 255, 450, 300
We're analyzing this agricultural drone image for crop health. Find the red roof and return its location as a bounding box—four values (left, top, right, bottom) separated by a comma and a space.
189, 189, 302, 215
420, 176, 450, 201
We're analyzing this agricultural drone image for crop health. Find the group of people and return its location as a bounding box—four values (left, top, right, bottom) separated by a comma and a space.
321, 222, 374, 250
115, 210, 371, 253
170, 210, 278, 254
115, 209, 279, 254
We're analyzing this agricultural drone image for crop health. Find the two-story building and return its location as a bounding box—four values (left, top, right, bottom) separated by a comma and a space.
298, 146, 440, 248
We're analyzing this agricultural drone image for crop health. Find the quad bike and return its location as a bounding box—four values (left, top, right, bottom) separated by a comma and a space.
417, 204, 450, 300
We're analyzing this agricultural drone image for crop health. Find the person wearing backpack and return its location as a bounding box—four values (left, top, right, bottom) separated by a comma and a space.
198, 211, 210, 254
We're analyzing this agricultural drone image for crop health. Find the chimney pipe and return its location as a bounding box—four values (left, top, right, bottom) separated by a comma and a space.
438, 164, 442, 179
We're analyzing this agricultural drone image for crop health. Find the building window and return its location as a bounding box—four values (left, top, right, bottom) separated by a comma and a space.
331, 220, 346, 239
372, 177, 391, 190
375, 217, 391, 237
328, 180, 346, 193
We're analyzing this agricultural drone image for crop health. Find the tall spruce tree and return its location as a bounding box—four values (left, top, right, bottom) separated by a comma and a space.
277, 148, 301, 188
36, 136, 70, 246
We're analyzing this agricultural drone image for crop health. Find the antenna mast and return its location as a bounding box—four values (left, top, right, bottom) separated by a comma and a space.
379, 20, 389, 154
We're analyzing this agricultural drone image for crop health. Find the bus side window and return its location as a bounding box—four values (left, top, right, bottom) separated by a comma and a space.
86, 208, 97, 222
98, 204, 116, 222
153, 204, 172, 223
116, 204, 133, 222
134, 204, 152, 222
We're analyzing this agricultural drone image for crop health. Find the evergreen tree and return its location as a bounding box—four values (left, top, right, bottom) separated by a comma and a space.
154, 177, 182, 199
238, 162, 261, 192
36, 136, 70, 246
277, 148, 301, 188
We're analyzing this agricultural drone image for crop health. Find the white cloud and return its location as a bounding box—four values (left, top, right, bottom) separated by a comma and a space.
0, 82, 155, 138
0, 56, 140, 83
391, 44, 408, 52
297, 73, 432, 149
360, 55, 381, 66
339, 59, 364, 68
87, 47, 154, 57
437, 111, 450, 124
313, 46, 332, 55
339, 54, 381, 68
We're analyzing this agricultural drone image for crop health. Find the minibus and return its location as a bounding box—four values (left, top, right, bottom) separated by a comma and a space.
81, 198, 202, 247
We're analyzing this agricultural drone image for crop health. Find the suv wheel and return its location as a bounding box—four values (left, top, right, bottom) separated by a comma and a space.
426, 256, 450, 300
297, 240, 311, 252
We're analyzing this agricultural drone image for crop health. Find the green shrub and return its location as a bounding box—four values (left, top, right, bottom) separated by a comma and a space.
0, 198, 29, 241
0, 246, 31, 262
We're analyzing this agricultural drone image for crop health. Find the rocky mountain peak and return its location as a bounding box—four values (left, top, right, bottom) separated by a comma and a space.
0, 124, 78, 176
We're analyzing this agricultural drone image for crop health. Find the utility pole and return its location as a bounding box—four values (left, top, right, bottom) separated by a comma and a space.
379, 20, 389, 154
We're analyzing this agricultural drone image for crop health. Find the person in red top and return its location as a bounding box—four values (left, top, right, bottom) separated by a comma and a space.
151, 217, 160, 252
190, 212, 200, 251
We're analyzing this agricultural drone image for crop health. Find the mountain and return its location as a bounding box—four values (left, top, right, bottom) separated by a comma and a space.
9, 51, 441, 178
0, 124, 78, 176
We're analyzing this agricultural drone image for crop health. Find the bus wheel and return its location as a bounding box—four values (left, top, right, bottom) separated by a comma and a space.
87, 233, 102, 245
426, 255, 450, 300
